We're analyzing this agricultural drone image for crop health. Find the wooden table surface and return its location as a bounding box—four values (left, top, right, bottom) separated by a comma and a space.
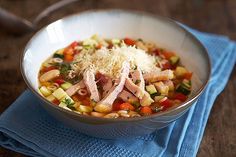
0, 0, 235, 157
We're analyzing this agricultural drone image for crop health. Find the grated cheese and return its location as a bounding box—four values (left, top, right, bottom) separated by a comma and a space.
73, 44, 160, 78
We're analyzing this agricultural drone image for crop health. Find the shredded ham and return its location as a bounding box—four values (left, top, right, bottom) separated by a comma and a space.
66, 80, 85, 96
94, 62, 130, 112
83, 69, 100, 102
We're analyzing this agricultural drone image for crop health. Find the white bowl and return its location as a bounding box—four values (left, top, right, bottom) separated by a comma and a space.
21, 9, 211, 139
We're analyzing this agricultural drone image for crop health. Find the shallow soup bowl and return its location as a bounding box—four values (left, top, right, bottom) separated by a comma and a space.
21, 9, 211, 139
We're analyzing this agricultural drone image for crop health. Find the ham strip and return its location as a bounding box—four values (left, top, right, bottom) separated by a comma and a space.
118, 90, 138, 102
66, 80, 85, 96
140, 92, 154, 106
83, 69, 100, 102
130, 67, 145, 90
125, 78, 145, 99
94, 62, 130, 112
102, 78, 112, 97
143, 69, 174, 83
129, 66, 154, 106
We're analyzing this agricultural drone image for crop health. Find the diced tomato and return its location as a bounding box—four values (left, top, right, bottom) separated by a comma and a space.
74, 94, 91, 106
70, 41, 78, 49
124, 38, 135, 46
184, 72, 193, 80
52, 99, 60, 105
41, 66, 57, 73
64, 54, 74, 62
152, 49, 160, 56
140, 106, 153, 115
112, 99, 125, 111
54, 79, 65, 85
161, 51, 175, 59
72, 95, 80, 101
119, 103, 135, 111
81, 97, 91, 106
161, 61, 172, 70
64, 48, 74, 56
160, 98, 172, 109
174, 93, 187, 102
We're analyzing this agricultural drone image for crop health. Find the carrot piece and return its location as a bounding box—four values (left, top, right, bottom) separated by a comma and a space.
140, 106, 152, 115
124, 38, 135, 46
64, 54, 73, 62
161, 51, 175, 59
119, 103, 135, 111
52, 99, 60, 105
184, 72, 193, 80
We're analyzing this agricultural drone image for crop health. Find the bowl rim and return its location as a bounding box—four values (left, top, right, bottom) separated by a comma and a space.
20, 9, 211, 123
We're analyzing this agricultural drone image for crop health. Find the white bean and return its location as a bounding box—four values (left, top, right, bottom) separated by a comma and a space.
90, 112, 105, 117
39, 69, 60, 82
104, 113, 119, 118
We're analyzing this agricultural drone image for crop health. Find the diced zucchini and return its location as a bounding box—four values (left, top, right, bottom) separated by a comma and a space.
39, 86, 52, 97
150, 92, 159, 99
131, 101, 140, 108
59, 102, 72, 111
169, 56, 179, 65
182, 82, 191, 89
60, 95, 74, 103
145, 85, 157, 95
154, 95, 165, 102
154, 82, 169, 96
111, 39, 120, 45
53, 53, 64, 59
175, 66, 188, 78
76, 105, 93, 113
61, 82, 72, 90
52, 88, 67, 100
176, 84, 191, 95
182, 79, 191, 88
46, 95, 56, 102
54, 48, 65, 55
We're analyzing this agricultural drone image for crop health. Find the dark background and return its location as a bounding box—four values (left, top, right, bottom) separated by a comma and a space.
0, 0, 235, 156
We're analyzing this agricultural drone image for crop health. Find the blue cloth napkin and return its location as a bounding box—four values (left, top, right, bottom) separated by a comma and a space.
0, 28, 236, 157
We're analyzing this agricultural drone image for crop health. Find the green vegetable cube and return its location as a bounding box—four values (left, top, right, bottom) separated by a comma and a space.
145, 85, 157, 95
52, 88, 67, 100
61, 82, 72, 90
46, 95, 56, 102
169, 56, 179, 65
39, 86, 52, 97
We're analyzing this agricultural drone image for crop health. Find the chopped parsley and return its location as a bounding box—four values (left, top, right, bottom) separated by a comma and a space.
135, 79, 141, 85
62, 98, 75, 110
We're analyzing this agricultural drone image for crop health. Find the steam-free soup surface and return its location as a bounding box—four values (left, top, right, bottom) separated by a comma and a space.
38, 35, 192, 118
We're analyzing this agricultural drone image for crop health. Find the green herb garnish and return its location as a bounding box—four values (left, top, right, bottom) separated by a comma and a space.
135, 79, 141, 85
53, 53, 64, 59
60, 63, 71, 74
62, 98, 75, 109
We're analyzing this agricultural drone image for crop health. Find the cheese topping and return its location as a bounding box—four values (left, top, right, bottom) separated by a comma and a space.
73, 44, 160, 78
